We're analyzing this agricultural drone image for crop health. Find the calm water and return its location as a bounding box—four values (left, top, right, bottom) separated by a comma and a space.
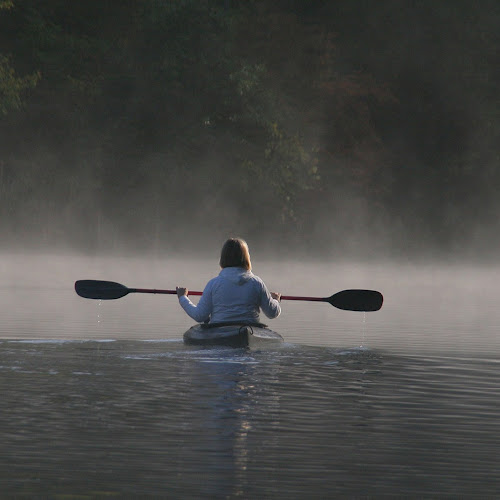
1, 253, 499, 498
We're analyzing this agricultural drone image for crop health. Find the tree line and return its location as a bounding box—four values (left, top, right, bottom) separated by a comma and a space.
1, 0, 499, 256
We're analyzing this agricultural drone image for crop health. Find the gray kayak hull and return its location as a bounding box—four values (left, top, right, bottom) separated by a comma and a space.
183, 323, 283, 347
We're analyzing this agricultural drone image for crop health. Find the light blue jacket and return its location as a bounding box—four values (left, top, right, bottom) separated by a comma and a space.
178, 267, 281, 324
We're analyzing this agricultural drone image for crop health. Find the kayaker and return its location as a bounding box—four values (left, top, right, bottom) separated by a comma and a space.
176, 238, 281, 324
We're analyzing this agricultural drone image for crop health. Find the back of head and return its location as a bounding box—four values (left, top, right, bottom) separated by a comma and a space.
219, 238, 252, 270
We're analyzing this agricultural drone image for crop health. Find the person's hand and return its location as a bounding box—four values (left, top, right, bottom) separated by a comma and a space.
176, 287, 188, 298
271, 291, 281, 302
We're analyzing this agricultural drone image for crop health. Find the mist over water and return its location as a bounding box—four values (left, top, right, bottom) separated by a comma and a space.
1, 252, 498, 357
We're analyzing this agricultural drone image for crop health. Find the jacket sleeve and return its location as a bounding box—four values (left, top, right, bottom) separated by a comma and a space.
259, 281, 281, 319
178, 280, 213, 322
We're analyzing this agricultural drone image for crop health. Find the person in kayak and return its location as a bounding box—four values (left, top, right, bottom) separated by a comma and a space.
176, 238, 281, 324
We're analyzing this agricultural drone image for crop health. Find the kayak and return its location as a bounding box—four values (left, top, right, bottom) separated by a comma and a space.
183, 322, 284, 348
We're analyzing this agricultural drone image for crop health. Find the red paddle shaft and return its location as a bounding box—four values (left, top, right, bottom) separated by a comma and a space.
132, 288, 203, 296
280, 295, 324, 302
134, 288, 322, 302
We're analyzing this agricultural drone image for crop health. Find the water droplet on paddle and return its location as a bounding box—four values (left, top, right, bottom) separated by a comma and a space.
97, 299, 102, 324
360, 311, 366, 348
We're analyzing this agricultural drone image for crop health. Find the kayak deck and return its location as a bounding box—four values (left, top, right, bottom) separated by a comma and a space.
183, 323, 283, 348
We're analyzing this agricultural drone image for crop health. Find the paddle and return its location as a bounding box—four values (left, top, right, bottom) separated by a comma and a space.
75, 280, 383, 312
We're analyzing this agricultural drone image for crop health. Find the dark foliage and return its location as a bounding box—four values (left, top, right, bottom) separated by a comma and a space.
0, 0, 498, 256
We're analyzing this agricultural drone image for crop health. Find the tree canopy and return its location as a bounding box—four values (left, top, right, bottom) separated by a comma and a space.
1, 0, 499, 257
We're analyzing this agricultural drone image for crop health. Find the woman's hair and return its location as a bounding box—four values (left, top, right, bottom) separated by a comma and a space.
219, 238, 252, 270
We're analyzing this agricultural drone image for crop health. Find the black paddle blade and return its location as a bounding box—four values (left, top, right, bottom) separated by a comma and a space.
75, 280, 130, 300
327, 289, 383, 312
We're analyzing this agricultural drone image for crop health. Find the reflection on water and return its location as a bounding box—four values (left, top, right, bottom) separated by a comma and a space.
0, 254, 499, 497
0, 341, 498, 498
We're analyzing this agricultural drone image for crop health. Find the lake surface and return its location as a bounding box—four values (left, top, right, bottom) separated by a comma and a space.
1, 253, 499, 498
